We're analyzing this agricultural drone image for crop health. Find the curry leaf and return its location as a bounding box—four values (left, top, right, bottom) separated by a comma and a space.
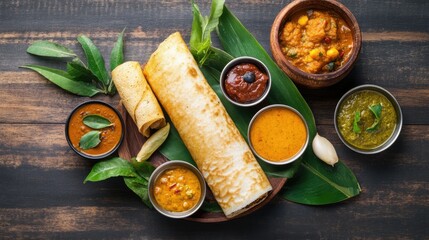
66, 58, 97, 82
366, 103, 382, 132
131, 158, 156, 181
353, 111, 361, 133
77, 35, 110, 88
124, 177, 153, 208
20, 65, 101, 97
84, 157, 137, 183
26, 40, 77, 59
79, 130, 101, 150
83, 115, 113, 129
110, 28, 125, 71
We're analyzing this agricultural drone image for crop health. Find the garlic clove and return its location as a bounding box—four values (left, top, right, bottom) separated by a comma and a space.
312, 133, 339, 167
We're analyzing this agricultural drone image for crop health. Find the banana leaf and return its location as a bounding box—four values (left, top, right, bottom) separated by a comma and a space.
159, 1, 360, 205
214, 6, 360, 204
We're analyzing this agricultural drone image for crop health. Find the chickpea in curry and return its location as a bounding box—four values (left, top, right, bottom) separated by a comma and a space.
153, 167, 202, 212
280, 9, 353, 74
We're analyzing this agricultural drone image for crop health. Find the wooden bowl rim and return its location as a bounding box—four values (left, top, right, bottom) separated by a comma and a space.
270, 0, 362, 87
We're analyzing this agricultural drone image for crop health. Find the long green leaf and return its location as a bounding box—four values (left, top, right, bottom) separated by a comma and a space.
20, 65, 100, 97
124, 177, 152, 208
79, 130, 101, 150
110, 29, 125, 71
77, 35, 110, 87
66, 58, 97, 82
84, 157, 137, 183
108, 29, 125, 94
158, 118, 193, 165
26, 40, 77, 59
216, 5, 360, 204
83, 115, 113, 129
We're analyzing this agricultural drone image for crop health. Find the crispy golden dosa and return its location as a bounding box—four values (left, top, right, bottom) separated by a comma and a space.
143, 32, 272, 218
112, 61, 166, 137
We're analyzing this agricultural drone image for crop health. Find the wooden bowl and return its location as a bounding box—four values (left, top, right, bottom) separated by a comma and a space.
270, 0, 362, 88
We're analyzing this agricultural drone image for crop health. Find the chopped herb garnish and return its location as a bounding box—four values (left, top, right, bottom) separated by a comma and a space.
353, 111, 361, 134
366, 103, 382, 132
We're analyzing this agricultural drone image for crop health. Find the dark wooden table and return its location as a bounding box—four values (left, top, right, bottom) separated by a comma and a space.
1, 0, 428, 239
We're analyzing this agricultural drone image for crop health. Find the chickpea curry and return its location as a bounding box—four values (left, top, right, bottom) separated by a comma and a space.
280, 9, 353, 74
153, 167, 202, 212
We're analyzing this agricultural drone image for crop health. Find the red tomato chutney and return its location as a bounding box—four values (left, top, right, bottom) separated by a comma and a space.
224, 63, 269, 103
67, 102, 123, 157
153, 167, 202, 212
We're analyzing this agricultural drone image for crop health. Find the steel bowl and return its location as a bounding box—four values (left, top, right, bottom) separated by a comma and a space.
247, 104, 309, 165
148, 160, 206, 218
334, 84, 403, 154
220, 56, 271, 107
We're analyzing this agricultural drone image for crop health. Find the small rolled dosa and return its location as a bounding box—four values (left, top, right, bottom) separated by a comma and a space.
112, 61, 166, 137
143, 32, 272, 218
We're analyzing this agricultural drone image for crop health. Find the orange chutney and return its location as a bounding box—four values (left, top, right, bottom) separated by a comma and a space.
153, 167, 202, 212
280, 9, 353, 74
250, 107, 307, 162
68, 102, 122, 156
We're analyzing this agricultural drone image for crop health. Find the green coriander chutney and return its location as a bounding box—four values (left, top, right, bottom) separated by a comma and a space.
337, 90, 397, 149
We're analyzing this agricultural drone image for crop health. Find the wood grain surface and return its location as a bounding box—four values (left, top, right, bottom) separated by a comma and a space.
1, 0, 428, 239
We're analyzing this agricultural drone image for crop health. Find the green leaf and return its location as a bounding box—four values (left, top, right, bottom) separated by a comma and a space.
110, 28, 125, 71
84, 157, 137, 183
353, 111, 361, 133
26, 40, 77, 59
190, 0, 225, 65
201, 201, 222, 213
66, 58, 97, 82
124, 176, 153, 208
158, 119, 194, 166
77, 35, 110, 87
131, 158, 156, 181
280, 153, 361, 205
366, 103, 382, 132
215, 5, 360, 204
108, 29, 125, 94
20, 65, 100, 97
79, 130, 101, 150
83, 114, 113, 129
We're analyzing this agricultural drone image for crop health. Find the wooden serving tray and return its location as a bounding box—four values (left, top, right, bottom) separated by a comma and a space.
117, 104, 286, 222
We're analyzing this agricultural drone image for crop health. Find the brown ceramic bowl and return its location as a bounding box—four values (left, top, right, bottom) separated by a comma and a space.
270, 0, 362, 88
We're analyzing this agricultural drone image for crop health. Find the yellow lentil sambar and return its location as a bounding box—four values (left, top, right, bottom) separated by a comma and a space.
153, 167, 202, 212
279, 9, 353, 74
250, 106, 307, 162
337, 90, 397, 149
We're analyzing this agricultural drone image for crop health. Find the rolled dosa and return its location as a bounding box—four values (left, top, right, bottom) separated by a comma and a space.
143, 32, 272, 218
112, 61, 166, 137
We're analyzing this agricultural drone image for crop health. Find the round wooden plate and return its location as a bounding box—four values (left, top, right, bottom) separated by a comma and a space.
117, 104, 287, 222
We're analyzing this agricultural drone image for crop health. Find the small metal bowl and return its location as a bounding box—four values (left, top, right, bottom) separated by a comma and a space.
220, 56, 271, 107
248, 104, 309, 165
148, 160, 206, 219
334, 84, 403, 154
65, 100, 124, 160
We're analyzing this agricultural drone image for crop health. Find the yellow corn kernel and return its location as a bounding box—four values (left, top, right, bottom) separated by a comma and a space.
309, 48, 321, 59
327, 48, 339, 59
298, 15, 308, 26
